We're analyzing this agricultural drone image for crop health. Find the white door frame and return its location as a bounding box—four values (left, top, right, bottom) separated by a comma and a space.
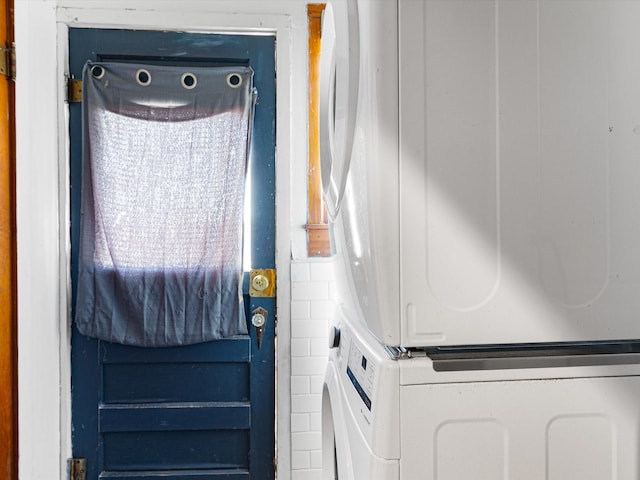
16, 2, 307, 478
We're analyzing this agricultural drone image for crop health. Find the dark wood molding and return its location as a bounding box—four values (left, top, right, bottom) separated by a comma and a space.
306, 4, 331, 257
0, 0, 17, 477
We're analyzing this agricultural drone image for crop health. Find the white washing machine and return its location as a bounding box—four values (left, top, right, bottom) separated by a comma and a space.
322, 313, 399, 480
322, 0, 640, 478
323, 311, 640, 479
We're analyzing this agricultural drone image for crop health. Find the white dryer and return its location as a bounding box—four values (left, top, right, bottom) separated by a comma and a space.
322, 0, 640, 479
322, 0, 640, 348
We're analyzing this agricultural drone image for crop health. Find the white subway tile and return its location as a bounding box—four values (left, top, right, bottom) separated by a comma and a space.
291, 320, 329, 339
292, 281, 329, 301
291, 375, 310, 395
310, 450, 323, 469
289, 259, 337, 480
310, 300, 335, 319
291, 300, 311, 319
290, 262, 311, 282
309, 412, 322, 432
292, 450, 311, 470
309, 262, 334, 282
291, 357, 329, 376
291, 431, 322, 450
291, 394, 322, 414
291, 413, 310, 433
309, 375, 325, 395
291, 338, 311, 357
310, 338, 329, 357
292, 470, 323, 480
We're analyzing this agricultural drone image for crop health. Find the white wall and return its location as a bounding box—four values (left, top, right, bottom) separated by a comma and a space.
15, 1, 330, 479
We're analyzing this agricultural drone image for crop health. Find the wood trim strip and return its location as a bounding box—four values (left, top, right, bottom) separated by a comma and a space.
0, 0, 17, 477
306, 4, 331, 257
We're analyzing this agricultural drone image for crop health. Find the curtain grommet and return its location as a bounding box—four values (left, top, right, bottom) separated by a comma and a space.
91, 65, 105, 79
181, 72, 197, 89
227, 73, 243, 89
136, 68, 152, 86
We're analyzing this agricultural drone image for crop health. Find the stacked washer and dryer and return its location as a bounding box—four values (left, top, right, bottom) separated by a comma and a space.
321, 1, 640, 479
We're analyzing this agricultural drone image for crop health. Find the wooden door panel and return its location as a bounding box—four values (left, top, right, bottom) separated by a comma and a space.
69, 28, 275, 480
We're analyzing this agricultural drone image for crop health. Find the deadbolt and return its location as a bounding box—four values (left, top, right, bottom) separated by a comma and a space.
252, 274, 269, 292
249, 269, 276, 297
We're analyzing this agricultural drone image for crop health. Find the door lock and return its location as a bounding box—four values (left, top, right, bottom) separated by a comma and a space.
249, 269, 276, 297
252, 274, 270, 292
252, 307, 268, 349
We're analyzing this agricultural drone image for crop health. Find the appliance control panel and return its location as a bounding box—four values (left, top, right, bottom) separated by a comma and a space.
346, 340, 376, 411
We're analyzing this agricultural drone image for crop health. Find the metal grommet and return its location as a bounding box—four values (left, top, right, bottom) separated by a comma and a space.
136, 69, 152, 86
90, 65, 105, 79
181, 72, 197, 89
227, 73, 243, 89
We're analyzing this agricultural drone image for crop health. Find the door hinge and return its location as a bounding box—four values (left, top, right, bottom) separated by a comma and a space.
0, 43, 15, 81
69, 458, 86, 480
67, 78, 83, 103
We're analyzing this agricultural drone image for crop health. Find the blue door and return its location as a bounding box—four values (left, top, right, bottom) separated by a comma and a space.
69, 29, 276, 480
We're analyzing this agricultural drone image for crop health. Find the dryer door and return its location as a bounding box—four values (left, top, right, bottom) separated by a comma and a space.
320, 0, 401, 347
319, 0, 359, 218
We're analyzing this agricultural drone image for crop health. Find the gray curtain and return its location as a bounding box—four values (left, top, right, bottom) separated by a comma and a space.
75, 61, 256, 346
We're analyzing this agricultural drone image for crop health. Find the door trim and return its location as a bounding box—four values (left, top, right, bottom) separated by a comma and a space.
17, 4, 306, 479
0, 0, 16, 478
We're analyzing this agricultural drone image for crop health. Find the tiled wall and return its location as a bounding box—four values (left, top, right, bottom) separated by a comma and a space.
290, 260, 334, 480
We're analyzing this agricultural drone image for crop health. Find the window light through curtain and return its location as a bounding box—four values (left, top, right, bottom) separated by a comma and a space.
75, 61, 257, 347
